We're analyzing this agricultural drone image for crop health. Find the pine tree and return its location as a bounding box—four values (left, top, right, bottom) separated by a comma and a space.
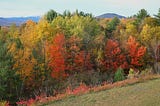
0, 35, 21, 104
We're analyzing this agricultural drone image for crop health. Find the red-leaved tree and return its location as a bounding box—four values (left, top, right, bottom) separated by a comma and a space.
49, 34, 67, 80
127, 36, 146, 68
102, 39, 127, 72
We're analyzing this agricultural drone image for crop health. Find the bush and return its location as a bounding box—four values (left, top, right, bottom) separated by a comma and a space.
65, 70, 113, 89
0, 101, 9, 106
65, 71, 100, 89
114, 68, 125, 82
140, 67, 152, 77
127, 68, 135, 79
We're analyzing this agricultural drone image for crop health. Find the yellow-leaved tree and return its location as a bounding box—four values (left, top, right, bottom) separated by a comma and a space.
140, 24, 160, 73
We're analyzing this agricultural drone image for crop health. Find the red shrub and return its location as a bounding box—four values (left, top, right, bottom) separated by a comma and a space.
66, 83, 90, 95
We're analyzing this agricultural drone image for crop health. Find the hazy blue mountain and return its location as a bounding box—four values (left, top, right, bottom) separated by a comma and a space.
96, 13, 126, 19
0, 16, 40, 26
0, 14, 125, 26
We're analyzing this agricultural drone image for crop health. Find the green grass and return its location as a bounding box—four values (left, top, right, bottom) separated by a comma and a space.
41, 78, 160, 106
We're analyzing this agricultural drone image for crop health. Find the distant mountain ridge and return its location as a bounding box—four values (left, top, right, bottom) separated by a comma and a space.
96, 13, 126, 19
0, 16, 40, 26
0, 13, 125, 26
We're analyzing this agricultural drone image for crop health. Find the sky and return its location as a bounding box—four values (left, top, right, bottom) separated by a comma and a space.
0, 0, 159, 17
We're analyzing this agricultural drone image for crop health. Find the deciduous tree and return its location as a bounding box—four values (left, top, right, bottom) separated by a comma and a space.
49, 34, 67, 80
102, 39, 127, 72
126, 36, 146, 68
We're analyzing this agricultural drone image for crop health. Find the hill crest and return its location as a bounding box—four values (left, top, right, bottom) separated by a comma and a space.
0, 16, 40, 26
97, 13, 126, 19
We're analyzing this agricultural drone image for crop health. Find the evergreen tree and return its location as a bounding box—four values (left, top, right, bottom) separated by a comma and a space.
154, 8, 160, 25
105, 17, 120, 38
134, 9, 150, 26
0, 35, 21, 104
45, 9, 58, 23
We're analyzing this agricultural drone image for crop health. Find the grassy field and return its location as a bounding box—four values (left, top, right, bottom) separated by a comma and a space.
41, 78, 160, 106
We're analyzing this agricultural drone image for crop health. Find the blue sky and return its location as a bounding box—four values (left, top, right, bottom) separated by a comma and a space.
0, 0, 159, 17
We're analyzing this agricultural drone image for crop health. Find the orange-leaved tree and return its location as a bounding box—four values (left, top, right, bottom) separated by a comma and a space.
126, 36, 146, 68
49, 34, 67, 80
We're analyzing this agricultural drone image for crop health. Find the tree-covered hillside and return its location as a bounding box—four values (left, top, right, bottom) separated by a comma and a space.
1, 9, 160, 105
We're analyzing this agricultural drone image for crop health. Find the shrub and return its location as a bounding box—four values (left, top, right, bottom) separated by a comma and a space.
0, 101, 9, 106
67, 70, 114, 87
114, 68, 125, 82
66, 83, 89, 95
140, 67, 152, 77
127, 68, 135, 79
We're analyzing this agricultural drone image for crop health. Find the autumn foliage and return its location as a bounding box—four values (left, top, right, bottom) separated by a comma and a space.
65, 36, 81, 72
102, 39, 127, 72
0, 9, 157, 104
127, 36, 146, 67
65, 36, 92, 72
49, 34, 67, 79
66, 83, 90, 95
102, 36, 146, 72
74, 51, 92, 71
